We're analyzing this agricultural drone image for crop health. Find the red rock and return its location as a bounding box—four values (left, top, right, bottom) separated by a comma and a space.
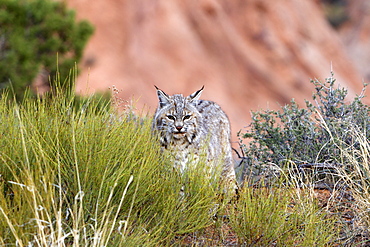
65, 0, 365, 142
339, 0, 370, 81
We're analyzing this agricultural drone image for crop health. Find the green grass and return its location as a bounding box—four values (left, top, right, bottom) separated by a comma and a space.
0, 88, 223, 246
0, 86, 344, 246
228, 186, 337, 246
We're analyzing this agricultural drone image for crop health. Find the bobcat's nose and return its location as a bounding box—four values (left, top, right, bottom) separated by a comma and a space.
175, 126, 183, 131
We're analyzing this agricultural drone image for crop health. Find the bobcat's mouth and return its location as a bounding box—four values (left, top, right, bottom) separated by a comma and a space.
173, 131, 186, 139
174, 131, 186, 135
173, 130, 186, 136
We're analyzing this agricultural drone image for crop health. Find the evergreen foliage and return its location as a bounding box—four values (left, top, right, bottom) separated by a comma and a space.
0, 0, 93, 98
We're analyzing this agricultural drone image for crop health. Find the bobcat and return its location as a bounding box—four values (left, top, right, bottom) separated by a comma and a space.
152, 86, 236, 189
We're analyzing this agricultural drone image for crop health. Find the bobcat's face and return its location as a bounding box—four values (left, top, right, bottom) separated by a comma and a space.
154, 87, 204, 144
163, 105, 198, 140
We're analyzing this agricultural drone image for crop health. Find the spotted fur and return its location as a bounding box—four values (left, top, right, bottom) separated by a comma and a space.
152, 86, 236, 188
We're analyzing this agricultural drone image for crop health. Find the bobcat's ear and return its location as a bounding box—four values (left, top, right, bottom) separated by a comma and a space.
155, 86, 170, 108
188, 86, 204, 102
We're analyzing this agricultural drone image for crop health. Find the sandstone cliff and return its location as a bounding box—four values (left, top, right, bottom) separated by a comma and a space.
339, 0, 370, 81
65, 0, 366, 141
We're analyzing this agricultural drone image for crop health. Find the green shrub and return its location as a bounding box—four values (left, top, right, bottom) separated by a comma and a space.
239, 73, 370, 184
0, 0, 93, 99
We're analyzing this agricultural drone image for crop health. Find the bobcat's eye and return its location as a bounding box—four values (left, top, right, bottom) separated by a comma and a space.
183, 115, 192, 120
166, 115, 176, 121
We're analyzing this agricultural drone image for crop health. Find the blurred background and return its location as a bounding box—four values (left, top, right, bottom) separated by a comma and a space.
3, 0, 370, 141
66, 0, 370, 139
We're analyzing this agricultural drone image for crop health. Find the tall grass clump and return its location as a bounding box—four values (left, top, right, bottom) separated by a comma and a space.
0, 80, 222, 246
228, 184, 338, 246
322, 123, 370, 245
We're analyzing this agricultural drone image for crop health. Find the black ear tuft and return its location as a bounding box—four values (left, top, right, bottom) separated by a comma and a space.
188, 86, 204, 101
155, 86, 170, 108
